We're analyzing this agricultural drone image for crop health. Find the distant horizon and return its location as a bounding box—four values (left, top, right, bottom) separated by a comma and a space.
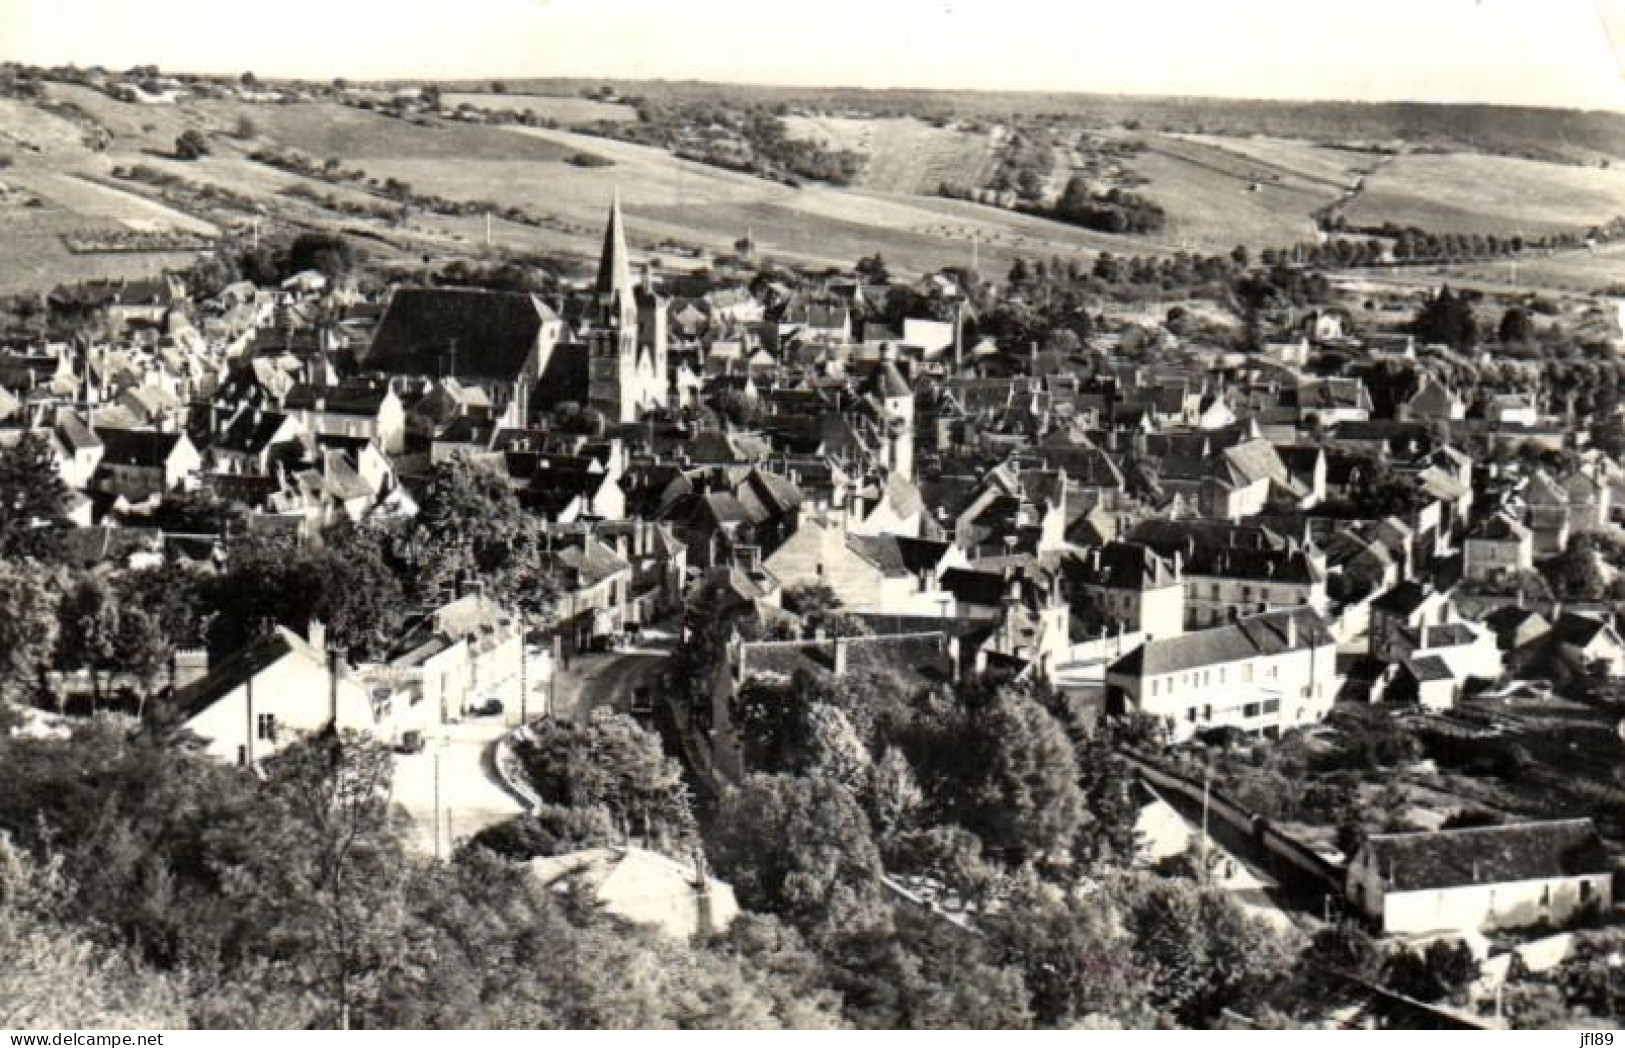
5, 0, 1625, 114
14, 62, 1625, 119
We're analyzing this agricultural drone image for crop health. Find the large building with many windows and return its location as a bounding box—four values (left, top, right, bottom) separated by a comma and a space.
1105, 607, 1337, 740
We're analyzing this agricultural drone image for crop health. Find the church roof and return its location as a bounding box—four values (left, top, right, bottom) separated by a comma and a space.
366, 288, 558, 382
594, 193, 635, 305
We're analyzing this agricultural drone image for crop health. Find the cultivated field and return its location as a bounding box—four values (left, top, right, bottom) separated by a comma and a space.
1172, 133, 1375, 189
782, 115, 998, 195
1341, 152, 1625, 236
441, 93, 637, 124
191, 101, 583, 163
13, 85, 1625, 293
1126, 134, 1342, 250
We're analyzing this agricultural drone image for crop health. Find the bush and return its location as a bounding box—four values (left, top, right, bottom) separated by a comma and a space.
173, 129, 209, 160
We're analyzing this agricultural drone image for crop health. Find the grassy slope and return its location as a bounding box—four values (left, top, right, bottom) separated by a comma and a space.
11, 84, 1625, 293
781, 115, 998, 195
482, 79, 1625, 162
1342, 152, 1625, 236
440, 93, 637, 123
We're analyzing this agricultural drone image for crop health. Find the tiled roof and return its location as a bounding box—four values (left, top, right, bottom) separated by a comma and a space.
1109, 607, 1332, 677
1362, 819, 1610, 892
366, 287, 557, 381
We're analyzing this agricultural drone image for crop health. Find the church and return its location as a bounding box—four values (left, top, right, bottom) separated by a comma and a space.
580, 192, 670, 424
362, 194, 669, 427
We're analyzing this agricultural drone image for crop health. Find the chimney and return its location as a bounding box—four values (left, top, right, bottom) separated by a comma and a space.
833, 637, 849, 677
1173, 549, 1183, 580
172, 648, 210, 690
1285, 613, 1297, 648
948, 635, 961, 679
307, 618, 326, 652
327, 647, 342, 730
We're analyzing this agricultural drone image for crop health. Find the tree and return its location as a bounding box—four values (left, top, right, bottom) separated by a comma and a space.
234, 114, 258, 139
396, 454, 558, 621
1112, 872, 1296, 1025
1499, 306, 1534, 344
1381, 941, 1479, 1004
287, 231, 356, 280
174, 129, 210, 160
1412, 285, 1477, 350
981, 880, 1154, 1027
309, 523, 408, 661
55, 575, 122, 707
954, 687, 1087, 864
232, 733, 409, 1029
863, 746, 923, 842
114, 604, 170, 718
0, 838, 186, 1029
709, 773, 886, 939
855, 253, 890, 284
0, 431, 68, 558
0, 560, 58, 706
515, 708, 696, 846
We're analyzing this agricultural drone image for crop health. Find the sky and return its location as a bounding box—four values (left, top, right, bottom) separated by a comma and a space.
4, 0, 1625, 110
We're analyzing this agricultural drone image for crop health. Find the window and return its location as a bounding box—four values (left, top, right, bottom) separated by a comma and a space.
1152, 679, 1159, 697
1582, 880, 1595, 902
1243, 702, 1260, 718
1242, 586, 1252, 601
1210, 584, 1220, 599
1262, 699, 1279, 714
1261, 588, 1271, 603
256, 713, 277, 741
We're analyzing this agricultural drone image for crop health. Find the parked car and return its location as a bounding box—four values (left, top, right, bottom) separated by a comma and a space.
396, 730, 425, 754
471, 698, 504, 718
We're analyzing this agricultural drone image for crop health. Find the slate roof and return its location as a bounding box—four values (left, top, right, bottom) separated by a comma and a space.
1551, 612, 1617, 648
1109, 607, 1332, 677
1403, 655, 1455, 683
172, 626, 335, 721
1362, 819, 1610, 893
1372, 580, 1434, 618
845, 534, 953, 578
1468, 514, 1530, 542
284, 380, 394, 417
96, 427, 184, 468
215, 409, 293, 455
366, 288, 558, 381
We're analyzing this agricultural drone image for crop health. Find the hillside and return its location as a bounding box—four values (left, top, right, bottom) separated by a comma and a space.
5, 78, 1625, 295
469, 79, 1625, 163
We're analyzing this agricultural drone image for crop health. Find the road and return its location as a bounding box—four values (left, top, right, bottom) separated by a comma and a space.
550, 629, 675, 720
393, 718, 526, 858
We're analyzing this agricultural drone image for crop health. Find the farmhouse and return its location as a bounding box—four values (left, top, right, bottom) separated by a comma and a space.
1347, 820, 1613, 935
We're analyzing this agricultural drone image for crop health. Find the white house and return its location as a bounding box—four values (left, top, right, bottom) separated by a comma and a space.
1105, 607, 1338, 741
1347, 820, 1613, 935
174, 623, 375, 765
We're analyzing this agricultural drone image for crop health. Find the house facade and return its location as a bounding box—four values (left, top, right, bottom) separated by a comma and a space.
1347, 820, 1613, 935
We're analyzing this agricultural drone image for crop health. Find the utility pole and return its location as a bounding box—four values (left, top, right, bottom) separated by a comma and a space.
1199, 770, 1211, 882
433, 746, 442, 861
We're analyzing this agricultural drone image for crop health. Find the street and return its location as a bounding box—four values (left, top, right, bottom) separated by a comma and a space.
392, 717, 526, 858
549, 628, 675, 720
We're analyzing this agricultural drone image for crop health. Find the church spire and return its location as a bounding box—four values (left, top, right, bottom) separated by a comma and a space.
595, 190, 634, 306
